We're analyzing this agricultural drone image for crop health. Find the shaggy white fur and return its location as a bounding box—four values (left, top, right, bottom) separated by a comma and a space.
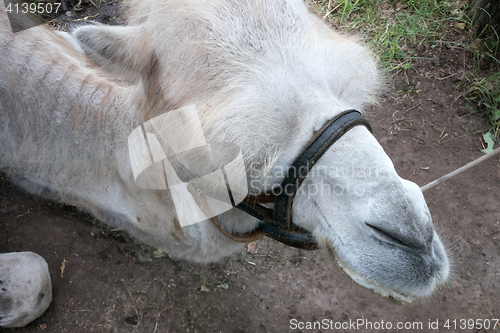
0, 0, 449, 327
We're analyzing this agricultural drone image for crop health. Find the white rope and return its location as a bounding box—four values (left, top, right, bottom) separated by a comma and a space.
421, 146, 500, 192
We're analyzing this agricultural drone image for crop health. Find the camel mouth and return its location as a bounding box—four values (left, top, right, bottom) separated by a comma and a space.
322, 240, 442, 304
332, 254, 416, 304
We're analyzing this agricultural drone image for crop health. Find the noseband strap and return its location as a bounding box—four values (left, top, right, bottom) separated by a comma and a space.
274, 109, 372, 230
211, 110, 372, 250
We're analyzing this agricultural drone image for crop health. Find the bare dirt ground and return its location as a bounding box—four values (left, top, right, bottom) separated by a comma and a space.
1, 1, 500, 332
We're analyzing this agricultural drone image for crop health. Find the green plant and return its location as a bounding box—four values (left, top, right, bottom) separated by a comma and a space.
313, 0, 464, 68
459, 4, 500, 135
466, 71, 500, 133
468, 1, 500, 61
314, 1, 499, 134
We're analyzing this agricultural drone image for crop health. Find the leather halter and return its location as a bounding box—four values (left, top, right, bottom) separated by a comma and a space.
210, 110, 372, 250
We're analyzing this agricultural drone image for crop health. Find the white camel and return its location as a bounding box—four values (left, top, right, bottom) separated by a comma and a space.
0, 0, 449, 327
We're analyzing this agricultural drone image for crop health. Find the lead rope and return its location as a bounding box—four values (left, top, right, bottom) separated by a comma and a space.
421, 146, 500, 192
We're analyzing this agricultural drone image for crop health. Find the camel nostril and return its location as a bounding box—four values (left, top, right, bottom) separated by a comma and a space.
365, 223, 411, 248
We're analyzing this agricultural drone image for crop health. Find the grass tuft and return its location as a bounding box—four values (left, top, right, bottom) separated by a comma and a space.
313, 0, 499, 134
313, 0, 465, 68
466, 72, 500, 134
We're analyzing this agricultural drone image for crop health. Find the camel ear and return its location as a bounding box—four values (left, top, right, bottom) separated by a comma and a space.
72, 24, 154, 78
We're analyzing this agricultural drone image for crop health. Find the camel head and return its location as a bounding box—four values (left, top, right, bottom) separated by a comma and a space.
71, 0, 449, 302
287, 127, 450, 302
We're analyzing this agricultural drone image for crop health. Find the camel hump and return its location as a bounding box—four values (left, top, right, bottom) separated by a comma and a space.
0, 252, 52, 328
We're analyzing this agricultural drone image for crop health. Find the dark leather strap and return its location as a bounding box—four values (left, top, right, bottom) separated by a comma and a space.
232, 110, 372, 249
229, 110, 372, 250
257, 223, 319, 250
273, 110, 372, 230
